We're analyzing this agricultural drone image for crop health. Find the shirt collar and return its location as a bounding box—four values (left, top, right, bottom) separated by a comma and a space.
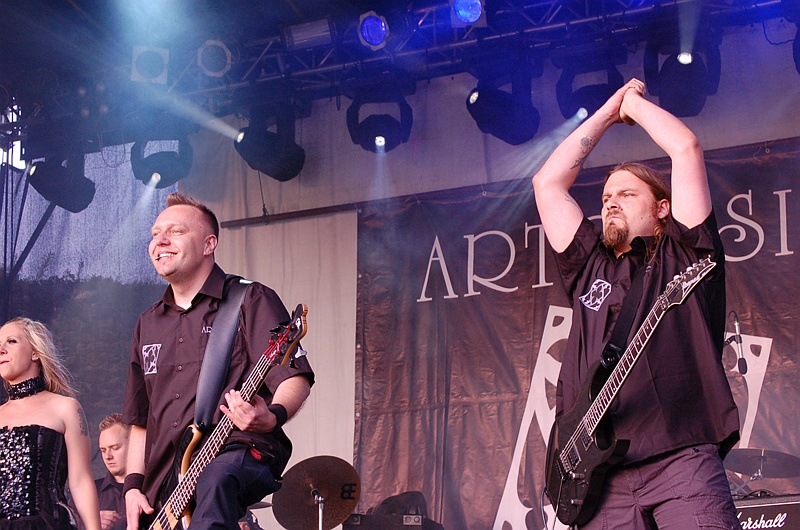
598, 234, 653, 262
98, 471, 123, 492
161, 263, 227, 307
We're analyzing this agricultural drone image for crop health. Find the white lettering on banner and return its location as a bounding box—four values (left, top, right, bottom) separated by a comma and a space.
725, 333, 773, 449
417, 236, 459, 302
493, 305, 572, 530
465, 230, 518, 296
738, 512, 788, 529
720, 189, 794, 263
524, 223, 554, 289
774, 189, 794, 257
416, 188, 793, 300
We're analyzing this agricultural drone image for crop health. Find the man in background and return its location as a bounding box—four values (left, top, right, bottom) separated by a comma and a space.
96, 413, 129, 530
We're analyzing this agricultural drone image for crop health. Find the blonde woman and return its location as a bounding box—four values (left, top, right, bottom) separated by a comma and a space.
0, 317, 100, 530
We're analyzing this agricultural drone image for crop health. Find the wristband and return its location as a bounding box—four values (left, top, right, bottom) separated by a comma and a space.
123, 473, 145, 495
267, 403, 288, 431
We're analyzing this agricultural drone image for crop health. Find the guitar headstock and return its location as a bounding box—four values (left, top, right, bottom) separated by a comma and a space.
288, 303, 308, 344
664, 257, 716, 307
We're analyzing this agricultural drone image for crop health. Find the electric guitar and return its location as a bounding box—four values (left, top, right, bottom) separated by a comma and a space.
147, 303, 308, 530
544, 258, 716, 526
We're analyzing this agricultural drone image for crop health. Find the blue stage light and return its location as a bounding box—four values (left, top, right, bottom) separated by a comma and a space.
358, 12, 389, 50
453, 0, 483, 25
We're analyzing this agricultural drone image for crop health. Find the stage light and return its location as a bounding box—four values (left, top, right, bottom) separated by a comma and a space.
358, 11, 389, 50
281, 19, 334, 51
450, 0, 486, 27
556, 65, 624, 119
677, 52, 692, 65
28, 155, 95, 213
131, 138, 193, 188
197, 39, 238, 78
234, 109, 305, 182
346, 94, 412, 153
644, 41, 720, 118
466, 76, 540, 145
131, 46, 169, 84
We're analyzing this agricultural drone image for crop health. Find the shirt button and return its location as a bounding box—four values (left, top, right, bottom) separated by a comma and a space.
178, 337, 184, 343
175, 393, 180, 399
177, 365, 182, 371
172, 422, 178, 428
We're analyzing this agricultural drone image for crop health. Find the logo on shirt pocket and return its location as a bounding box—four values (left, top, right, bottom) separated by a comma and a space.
142, 343, 162, 375
579, 279, 611, 312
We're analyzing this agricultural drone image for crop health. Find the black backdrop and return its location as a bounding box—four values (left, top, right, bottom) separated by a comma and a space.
355, 137, 800, 529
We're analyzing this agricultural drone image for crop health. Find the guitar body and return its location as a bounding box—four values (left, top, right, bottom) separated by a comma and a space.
146, 304, 309, 530
543, 258, 717, 527
545, 361, 630, 527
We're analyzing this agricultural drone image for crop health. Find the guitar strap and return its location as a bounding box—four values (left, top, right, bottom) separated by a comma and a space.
601, 263, 647, 370
194, 276, 252, 432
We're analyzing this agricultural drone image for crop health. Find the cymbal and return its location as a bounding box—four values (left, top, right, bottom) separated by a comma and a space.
724, 448, 800, 478
272, 456, 360, 530
249, 501, 272, 509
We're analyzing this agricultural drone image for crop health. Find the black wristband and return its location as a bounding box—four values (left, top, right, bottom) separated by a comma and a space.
268, 403, 288, 431
123, 473, 145, 496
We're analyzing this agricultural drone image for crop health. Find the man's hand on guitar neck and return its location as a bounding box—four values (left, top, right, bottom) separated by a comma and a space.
125, 489, 153, 530
220, 375, 312, 433
220, 392, 276, 433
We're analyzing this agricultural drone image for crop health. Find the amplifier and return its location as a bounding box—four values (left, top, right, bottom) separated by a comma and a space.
343, 514, 444, 529
735, 494, 800, 529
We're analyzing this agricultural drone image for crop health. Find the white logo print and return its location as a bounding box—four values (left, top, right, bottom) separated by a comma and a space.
579, 279, 612, 312
142, 344, 161, 375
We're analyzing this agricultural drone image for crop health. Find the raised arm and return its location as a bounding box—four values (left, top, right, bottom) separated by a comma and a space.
63, 398, 101, 530
619, 89, 710, 227
532, 79, 645, 252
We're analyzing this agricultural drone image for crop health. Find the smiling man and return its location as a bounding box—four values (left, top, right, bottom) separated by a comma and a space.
122, 192, 314, 530
532, 80, 740, 529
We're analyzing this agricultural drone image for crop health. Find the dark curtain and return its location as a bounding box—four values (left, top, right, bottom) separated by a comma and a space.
355, 137, 800, 529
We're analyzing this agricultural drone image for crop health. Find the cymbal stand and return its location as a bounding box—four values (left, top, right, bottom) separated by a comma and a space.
313, 488, 324, 530
730, 458, 765, 496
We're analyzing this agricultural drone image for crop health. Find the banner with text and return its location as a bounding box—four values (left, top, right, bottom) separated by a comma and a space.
354, 137, 800, 530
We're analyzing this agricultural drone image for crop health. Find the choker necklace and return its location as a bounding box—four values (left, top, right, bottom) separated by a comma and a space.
7, 375, 46, 400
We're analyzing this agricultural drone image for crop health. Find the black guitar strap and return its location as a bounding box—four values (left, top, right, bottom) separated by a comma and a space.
194, 276, 252, 432
601, 264, 648, 370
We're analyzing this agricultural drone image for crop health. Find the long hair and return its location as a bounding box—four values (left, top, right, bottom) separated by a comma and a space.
3, 317, 75, 397
606, 161, 671, 239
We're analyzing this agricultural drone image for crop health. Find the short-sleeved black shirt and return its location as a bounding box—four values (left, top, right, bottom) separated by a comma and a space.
553, 211, 739, 464
123, 264, 314, 504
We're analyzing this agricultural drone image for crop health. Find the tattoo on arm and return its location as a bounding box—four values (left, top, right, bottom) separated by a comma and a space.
78, 406, 89, 437
563, 193, 579, 207
570, 133, 597, 169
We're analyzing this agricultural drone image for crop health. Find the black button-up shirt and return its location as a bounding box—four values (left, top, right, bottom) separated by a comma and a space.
123, 265, 314, 504
553, 212, 739, 464
95, 473, 125, 530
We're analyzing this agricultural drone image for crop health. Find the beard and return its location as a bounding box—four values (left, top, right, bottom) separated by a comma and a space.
603, 218, 629, 249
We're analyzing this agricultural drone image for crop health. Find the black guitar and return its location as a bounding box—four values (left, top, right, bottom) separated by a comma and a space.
544, 258, 716, 526
147, 303, 308, 530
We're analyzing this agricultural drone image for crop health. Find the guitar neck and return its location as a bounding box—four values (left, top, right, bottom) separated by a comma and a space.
150, 351, 278, 530
583, 295, 669, 435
